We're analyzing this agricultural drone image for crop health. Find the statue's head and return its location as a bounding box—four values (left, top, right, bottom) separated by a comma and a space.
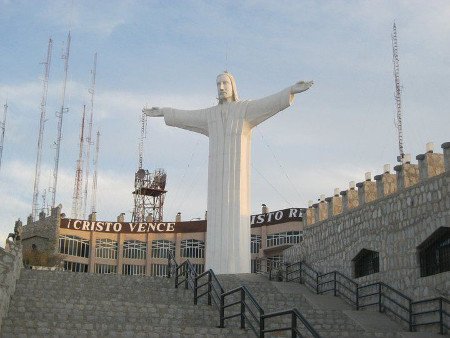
216, 71, 239, 103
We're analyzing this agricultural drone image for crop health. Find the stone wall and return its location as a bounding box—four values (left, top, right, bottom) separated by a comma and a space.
0, 241, 23, 329
284, 142, 450, 300
22, 205, 61, 253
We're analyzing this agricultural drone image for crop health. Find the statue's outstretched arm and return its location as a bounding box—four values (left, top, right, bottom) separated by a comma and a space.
143, 106, 165, 117
291, 81, 313, 95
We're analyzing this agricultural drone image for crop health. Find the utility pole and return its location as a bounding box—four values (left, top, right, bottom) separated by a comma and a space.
392, 22, 406, 162
82, 52, 97, 218
72, 105, 86, 218
32, 38, 53, 220
51, 31, 71, 208
90, 131, 100, 215
0, 101, 7, 174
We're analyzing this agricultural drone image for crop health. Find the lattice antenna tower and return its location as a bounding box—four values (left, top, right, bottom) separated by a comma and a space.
71, 105, 86, 218
51, 31, 71, 208
138, 111, 147, 170
0, 101, 7, 174
392, 22, 406, 162
82, 52, 97, 218
32, 38, 53, 220
90, 130, 100, 214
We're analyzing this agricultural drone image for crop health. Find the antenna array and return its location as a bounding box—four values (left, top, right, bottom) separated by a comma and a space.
0, 101, 7, 174
90, 131, 100, 214
392, 22, 406, 162
71, 105, 86, 218
82, 53, 97, 218
32, 38, 53, 220
51, 31, 71, 208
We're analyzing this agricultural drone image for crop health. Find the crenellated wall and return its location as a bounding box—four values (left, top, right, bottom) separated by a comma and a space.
0, 241, 23, 328
284, 142, 450, 300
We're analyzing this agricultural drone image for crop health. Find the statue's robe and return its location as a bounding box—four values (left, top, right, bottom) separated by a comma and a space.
163, 88, 293, 274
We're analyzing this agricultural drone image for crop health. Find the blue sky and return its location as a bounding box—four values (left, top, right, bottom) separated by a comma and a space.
0, 0, 449, 242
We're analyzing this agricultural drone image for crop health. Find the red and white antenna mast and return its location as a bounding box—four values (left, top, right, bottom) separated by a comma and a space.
392, 22, 406, 162
0, 101, 7, 174
72, 105, 86, 218
51, 31, 71, 208
90, 130, 100, 215
32, 38, 53, 220
82, 52, 97, 218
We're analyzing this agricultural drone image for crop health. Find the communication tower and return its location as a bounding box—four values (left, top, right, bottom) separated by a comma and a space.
32, 38, 53, 220
131, 113, 167, 222
82, 52, 97, 218
51, 31, 71, 208
392, 22, 406, 162
0, 101, 7, 174
90, 131, 100, 214
132, 168, 167, 222
71, 105, 86, 218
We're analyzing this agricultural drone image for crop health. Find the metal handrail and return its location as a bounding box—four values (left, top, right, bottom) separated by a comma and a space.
411, 296, 449, 334
261, 308, 321, 338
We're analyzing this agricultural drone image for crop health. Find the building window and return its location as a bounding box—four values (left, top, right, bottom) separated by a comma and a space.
122, 264, 146, 276
96, 239, 118, 259
267, 255, 283, 272
180, 239, 205, 258
151, 240, 175, 258
266, 231, 302, 248
95, 264, 117, 274
64, 261, 88, 273
251, 235, 261, 254
418, 227, 450, 277
251, 259, 257, 273
353, 249, 379, 278
151, 263, 168, 277
193, 264, 205, 274
123, 240, 147, 259
59, 235, 90, 258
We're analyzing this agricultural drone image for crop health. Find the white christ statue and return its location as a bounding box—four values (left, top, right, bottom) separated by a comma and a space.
144, 72, 313, 274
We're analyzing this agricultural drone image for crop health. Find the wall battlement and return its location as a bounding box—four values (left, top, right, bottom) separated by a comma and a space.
306, 142, 449, 226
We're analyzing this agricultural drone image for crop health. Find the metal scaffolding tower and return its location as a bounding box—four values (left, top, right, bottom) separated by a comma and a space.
71, 105, 86, 218
392, 22, 406, 162
90, 130, 100, 215
131, 113, 167, 222
82, 52, 97, 218
32, 38, 53, 220
0, 101, 7, 174
51, 31, 71, 208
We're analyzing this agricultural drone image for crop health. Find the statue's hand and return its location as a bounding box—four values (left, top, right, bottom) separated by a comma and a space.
143, 106, 164, 117
291, 81, 314, 94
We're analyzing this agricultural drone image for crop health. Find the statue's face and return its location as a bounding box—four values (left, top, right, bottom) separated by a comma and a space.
217, 74, 233, 101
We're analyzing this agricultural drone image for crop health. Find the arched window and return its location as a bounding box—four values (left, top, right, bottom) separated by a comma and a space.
96, 239, 118, 259
353, 249, 379, 278
418, 227, 450, 277
123, 240, 147, 259
59, 235, 90, 258
151, 240, 175, 258
180, 239, 205, 258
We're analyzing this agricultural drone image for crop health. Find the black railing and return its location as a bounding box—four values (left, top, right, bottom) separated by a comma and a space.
282, 259, 449, 335
412, 297, 449, 335
167, 253, 321, 337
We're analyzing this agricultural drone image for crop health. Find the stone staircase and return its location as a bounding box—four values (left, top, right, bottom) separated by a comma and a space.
0, 269, 252, 337
216, 274, 442, 337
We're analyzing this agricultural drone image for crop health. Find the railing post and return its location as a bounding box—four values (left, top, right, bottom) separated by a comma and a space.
333, 271, 337, 297
316, 274, 319, 294
378, 283, 382, 313
207, 272, 212, 305
407, 299, 413, 332
167, 257, 171, 278
299, 262, 302, 284
175, 267, 179, 288
292, 311, 297, 338
185, 265, 189, 290
259, 315, 265, 338
219, 294, 225, 328
439, 298, 444, 335
193, 276, 198, 305
241, 288, 246, 329
356, 287, 359, 310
